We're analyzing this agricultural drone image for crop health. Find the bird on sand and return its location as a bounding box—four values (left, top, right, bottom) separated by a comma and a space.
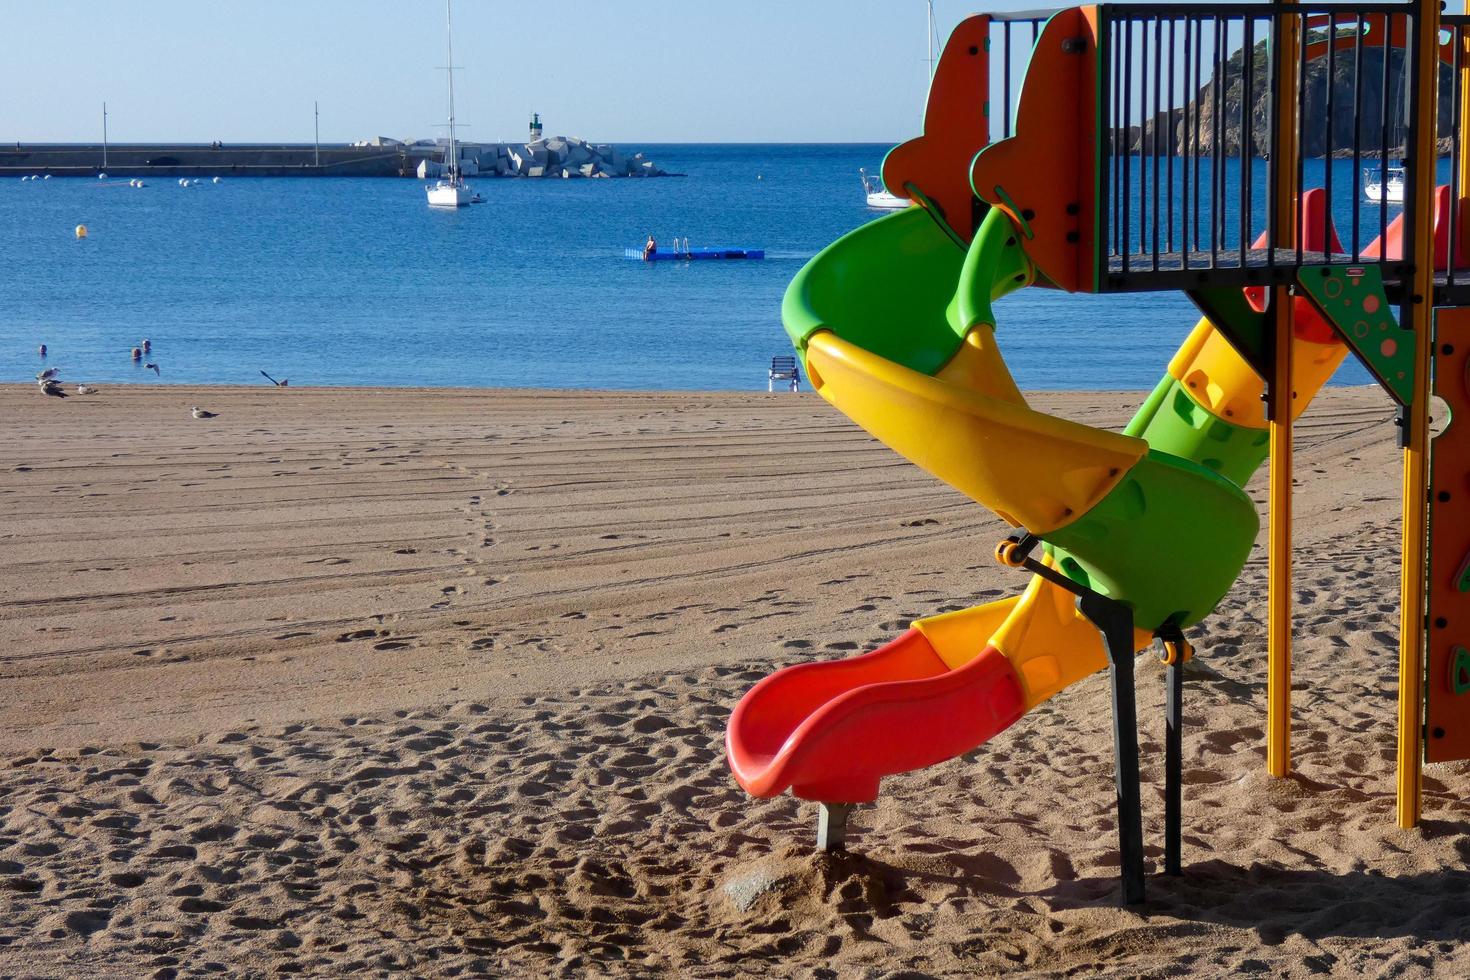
191, 406, 218, 419
76, 384, 99, 395
36, 367, 59, 381
144, 362, 160, 376
260, 370, 289, 387
38, 379, 67, 398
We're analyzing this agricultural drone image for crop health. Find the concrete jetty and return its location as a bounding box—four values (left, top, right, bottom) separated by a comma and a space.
1, 136, 672, 179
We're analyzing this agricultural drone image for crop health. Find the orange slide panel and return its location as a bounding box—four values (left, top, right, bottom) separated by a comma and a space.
881, 15, 993, 242
968, 6, 1098, 292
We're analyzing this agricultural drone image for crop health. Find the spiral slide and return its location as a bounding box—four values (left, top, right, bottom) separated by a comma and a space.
725, 7, 1371, 808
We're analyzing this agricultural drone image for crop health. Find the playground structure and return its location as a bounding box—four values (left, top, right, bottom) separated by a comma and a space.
725, 0, 1470, 905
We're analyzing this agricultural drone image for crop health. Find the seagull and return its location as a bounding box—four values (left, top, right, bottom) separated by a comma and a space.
38, 380, 67, 398
36, 367, 59, 381
144, 362, 160, 376
191, 406, 218, 420
76, 384, 98, 395
260, 370, 288, 387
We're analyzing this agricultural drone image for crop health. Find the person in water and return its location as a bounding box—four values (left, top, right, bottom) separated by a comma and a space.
643, 235, 657, 261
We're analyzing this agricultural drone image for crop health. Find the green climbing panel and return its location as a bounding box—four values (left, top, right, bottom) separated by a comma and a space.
1296, 265, 1414, 405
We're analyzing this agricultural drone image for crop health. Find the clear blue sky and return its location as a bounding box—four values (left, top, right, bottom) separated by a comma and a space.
0, 1, 1031, 145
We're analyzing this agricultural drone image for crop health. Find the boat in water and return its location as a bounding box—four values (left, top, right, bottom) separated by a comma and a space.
860, 3, 938, 210
1364, 165, 1405, 204
862, 168, 908, 210
426, 0, 473, 209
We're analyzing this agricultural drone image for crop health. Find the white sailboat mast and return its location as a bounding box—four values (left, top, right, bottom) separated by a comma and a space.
444, 0, 458, 181
927, 0, 937, 80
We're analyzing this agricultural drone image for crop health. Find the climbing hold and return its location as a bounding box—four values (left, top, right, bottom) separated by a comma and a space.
1451, 646, 1470, 696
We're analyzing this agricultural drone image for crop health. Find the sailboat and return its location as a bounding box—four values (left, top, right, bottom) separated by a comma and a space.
426, 0, 473, 208
862, 0, 937, 210
863, 168, 907, 210
1363, 165, 1405, 204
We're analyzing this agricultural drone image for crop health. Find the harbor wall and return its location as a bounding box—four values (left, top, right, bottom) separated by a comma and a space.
0, 143, 429, 178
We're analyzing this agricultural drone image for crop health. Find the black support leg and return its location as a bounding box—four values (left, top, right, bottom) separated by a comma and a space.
1165, 656, 1184, 876
1079, 593, 1146, 906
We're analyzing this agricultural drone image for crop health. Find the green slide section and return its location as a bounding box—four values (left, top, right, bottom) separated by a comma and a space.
783, 206, 1030, 377
1125, 376, 1271, 488
1044, 450, 1259, 630
1043, 369, 1266, 630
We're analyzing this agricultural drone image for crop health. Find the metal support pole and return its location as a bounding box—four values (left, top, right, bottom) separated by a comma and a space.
1398, 0, 1441, 830
1165, 654, 1184, 876
816, 802, 853, 852
1267, 290, 1295, 779
101, 102, 108, 170
314, 100, 320, 168
1267, 0, 1300, 781
1079, 592, 1145, 906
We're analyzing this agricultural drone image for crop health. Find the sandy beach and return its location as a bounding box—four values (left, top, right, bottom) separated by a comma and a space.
3, 382, 1469, 977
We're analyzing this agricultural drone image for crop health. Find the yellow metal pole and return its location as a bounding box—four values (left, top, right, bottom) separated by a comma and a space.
1267, 0, 1300, 779
1397, 0, 1440, 830
1462, 8, 1470, 193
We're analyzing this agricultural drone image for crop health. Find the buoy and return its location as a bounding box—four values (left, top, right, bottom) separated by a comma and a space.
98, 172, 107, 179
131, 347, 142, 361
212, 177, 221, 184
43, 174, 51, 180
74, 224, 88, 239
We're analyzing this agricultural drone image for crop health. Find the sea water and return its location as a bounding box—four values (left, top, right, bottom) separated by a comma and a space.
0, 144, 1375, 390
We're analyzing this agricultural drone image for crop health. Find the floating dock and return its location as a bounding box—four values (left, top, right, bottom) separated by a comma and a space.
625, 248, 765, 262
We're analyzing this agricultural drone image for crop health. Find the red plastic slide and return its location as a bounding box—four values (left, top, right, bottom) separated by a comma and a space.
725, 629, 1027, 803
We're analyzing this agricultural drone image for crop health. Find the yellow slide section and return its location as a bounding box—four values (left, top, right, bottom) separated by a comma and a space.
912, 553, 1146, 711
805, 331, 1145, 534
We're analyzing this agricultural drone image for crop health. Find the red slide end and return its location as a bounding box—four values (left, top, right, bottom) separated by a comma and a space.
726, 630, 1027, 803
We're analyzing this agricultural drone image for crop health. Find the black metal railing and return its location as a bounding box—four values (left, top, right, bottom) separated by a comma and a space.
989, 11, 1054, 142
1097, 3, 1425, 293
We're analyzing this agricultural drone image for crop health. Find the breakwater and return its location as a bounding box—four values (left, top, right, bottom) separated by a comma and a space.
0, 143, 430, 178
1, 139, 672, 179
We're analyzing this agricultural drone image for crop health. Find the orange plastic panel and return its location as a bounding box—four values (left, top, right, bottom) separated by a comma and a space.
882, 16, 992, 242
968, 7, 1098, 292
1242, 188, 1344, 344
1427, 308, 1470, 763
1301, 14, 1451, 66
1361, 185, 1470, 272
